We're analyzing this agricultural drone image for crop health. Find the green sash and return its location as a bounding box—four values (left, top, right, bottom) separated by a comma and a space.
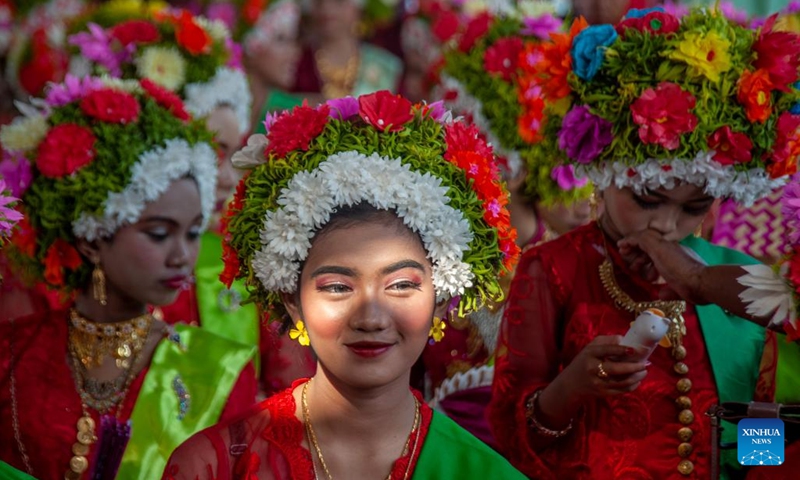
117, 324, 256, 479
0, 462, 36, 480
681, 236, 766, 478
254, 91, 305, 135
195, 232, 259, 355
414, 411, 527, 479
352, 44, 402, 97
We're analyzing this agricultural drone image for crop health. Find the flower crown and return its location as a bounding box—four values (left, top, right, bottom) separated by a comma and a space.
223, 91, 520, 319
0, 75, 217, 290
435, 5, 591, 204
67, 6, 252, 135
242, 0, 299, 56
532, 8, 800, 206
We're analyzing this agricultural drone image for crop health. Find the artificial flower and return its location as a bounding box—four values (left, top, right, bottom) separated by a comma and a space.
136, 46, 186, 91
753, 15, 800, 92
326, 96, 359, 120
45, 74, 103, 107
421, 100, 450, 124
0, 115, 49, 152
19, 30, 69, 97
551, 165, 588, 190
0, 180, 22, 236
172, 10, 212, 55
617, 10, 680, 36
36, 124, 97, 178
630, 82, 698, 150
429, 318, 446, 342
738, 69, 774, 123
220, 241, 240, 288
432, 9, 459, 42
520, 14, 562, 40
110, 19, 161, 46
484, 37, 524, 81
768, 112, 800, 174
669, 31, 732, 82
707, 126, 753, 165
140, 78, 190, 121
80, 88, 140, 124
358, 91, 413, 132
517, 103, 545, 143
444, 122, 494, 163
69, 23, 134, 77
206, 2, 237, 31
571, 25, 618, 81
243, 0, 267, 25
10, 215, 36, 257
266, 103, 330, 157
458, 12, 492, 52
533, 17, 588, 100
289, 321, 310, 346
558, 105, 613, 163
43, 238, 83, 286
500, 237, 520, 271
0, 150, 32, 197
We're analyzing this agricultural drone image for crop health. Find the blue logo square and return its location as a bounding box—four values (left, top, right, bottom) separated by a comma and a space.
738, 418, 785, 466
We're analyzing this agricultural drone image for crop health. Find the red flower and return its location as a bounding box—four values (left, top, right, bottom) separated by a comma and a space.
630, 82, 698, 150
10, 215, 36, 257
36, 124, 97, 178
766, 112, 800, 178
753, 15, 800, 91
707, 126, 753, 165
737, 69, 774, 124
499, 236, 520, 271
43, 238, 83, 286
358, 91, 414, 132
458, 12, 492, 52
80, 88, 140, 124
110, 20, 161, 46
173, 10, 212, 55
484, 37, 524, 81
617, 11, 679, 36
220, 241, 240, 288
432, 10, 459, 43
789, 249, 800, 292
19, 29, 68, 97
266, 103, 330, 157
444, 122, 494, 163
140, 79, 190, 121
243, 0, 266, 25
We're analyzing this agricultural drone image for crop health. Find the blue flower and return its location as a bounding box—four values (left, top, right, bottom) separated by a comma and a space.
791, 82, 800, 114
624, 7, 665, 19
571, 25, 618, 81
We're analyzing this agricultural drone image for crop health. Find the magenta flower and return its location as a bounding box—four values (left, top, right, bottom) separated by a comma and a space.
521, 14, 563, 40
206, 2, 238, 31
0, 150, 33, 197
0, 179, 23, 236
45, 74, 104, 107
262, 111, 280, 133
550, 165, 588, 190
424, 100, 450, 123
225, 36, 243, 70
326, 96, 359, 120
69, 23, 135, 77
558, 105, 613, 163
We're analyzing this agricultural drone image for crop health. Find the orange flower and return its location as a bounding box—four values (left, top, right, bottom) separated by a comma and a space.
533, 17, 588, 101
43, 238, 83, 286
737, 69, 774, 123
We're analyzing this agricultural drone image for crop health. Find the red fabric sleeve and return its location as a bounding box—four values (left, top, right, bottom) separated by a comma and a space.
220, 362, 258, 422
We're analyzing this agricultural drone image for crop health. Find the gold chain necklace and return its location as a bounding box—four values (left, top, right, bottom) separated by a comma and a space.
69, 308, 153, 369
315, 48, 360, 99
599, 259, 687, 352
301, 380, 421, 480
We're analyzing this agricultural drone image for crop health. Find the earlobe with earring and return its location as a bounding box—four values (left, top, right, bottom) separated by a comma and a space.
429, 316, 446, 342
92, 262, 107, 306
589, 190, 599, 222
694, 221, 704, 238
289, 320, 310, 346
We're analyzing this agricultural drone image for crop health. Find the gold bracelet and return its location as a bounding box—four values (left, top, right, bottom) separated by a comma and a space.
525, 389, 574, 438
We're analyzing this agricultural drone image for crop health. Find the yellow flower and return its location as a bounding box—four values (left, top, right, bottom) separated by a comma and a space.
669, 31, 732, 82
429, 317, 447, 342
0, 115, 48, 152
136, 46, 186, 91
289, 321, 310, 347
101, 0, 168, 18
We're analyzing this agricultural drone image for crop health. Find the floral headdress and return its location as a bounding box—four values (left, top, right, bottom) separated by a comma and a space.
67, 6, 252, 135
0, 75, 217, 290
224, 90, 519, 318
242, 0, 299, 56
531, 7, 800, 206
5, 0, 87, 97
434, 2, 590, 204
0, 176, 22, 244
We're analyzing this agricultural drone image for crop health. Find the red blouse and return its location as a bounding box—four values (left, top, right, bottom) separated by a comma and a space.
163, 380, 433, 480
489, 223, 719, 479
0, 308, 257, 480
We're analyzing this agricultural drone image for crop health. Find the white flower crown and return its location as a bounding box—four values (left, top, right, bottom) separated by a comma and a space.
438, 74, 523, 178
72, 138, 218, 241
184, 67, 252, 136
577, 152, 788, 207
251, 150, 475, 299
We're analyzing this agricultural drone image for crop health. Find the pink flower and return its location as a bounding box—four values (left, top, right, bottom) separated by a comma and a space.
521, 14, 563, 40
0, 150, 32, 197
326, 96, 359, 120
630, 82, 698, 150
69, 23, 135, 77
550, 165, 588, 190
45, 74, 104, 107
0, 179, 23, 235
484, 37, 524, 81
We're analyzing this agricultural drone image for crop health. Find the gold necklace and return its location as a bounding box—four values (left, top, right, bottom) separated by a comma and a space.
315, 48, 360, 99
69, 308, 153, 369
301, 380, 421, 480
599, 259, 687, 352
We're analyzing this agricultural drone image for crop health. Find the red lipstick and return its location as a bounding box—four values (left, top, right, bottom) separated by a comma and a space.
161, 275, 188, 290
345, 341, 394, 358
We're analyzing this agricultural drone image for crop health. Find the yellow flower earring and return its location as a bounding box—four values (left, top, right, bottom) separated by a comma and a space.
429, 317, 446, 342
289, 320, 310, 346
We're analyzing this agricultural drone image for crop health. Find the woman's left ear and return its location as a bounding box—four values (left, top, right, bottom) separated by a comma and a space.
281, 291, 302, 326
434, 298, 450, 320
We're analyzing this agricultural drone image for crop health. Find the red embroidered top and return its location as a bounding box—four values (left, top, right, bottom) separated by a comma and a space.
489, 223, 719, 479
0, 308, 257, 480
163, 379, 433, 480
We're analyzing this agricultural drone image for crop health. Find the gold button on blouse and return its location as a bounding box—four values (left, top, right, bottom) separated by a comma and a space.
69, 455, 88, 473
678, 427, 694, 442
677, 378, 693, 393
678, 459, 694, 475
674, 362, 689, 375
71, 442, 89, 457
679, 409, 695, 425
64, 471, 81, 480
675, 396, 692, 410
678, 442, 694, 458
672, 345, 687, 361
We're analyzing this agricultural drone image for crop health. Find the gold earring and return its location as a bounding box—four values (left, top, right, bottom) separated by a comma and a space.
429, 316, 446, 342
694, 221, 704, 238
92, 263, 107, 306
289, 320, 310, 346
589, 190, 599, 222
